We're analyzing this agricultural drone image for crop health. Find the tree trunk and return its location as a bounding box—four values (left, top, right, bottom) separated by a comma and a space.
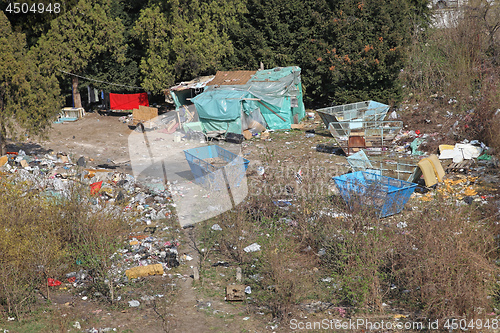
72, 76, 82, 108
0, 125, 5, 156
0, 132, 4, 156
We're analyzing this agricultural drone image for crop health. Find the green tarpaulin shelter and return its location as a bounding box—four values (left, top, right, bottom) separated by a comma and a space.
191, 66, 306, 134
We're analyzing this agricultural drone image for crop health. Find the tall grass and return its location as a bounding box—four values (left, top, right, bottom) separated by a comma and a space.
196, 155, 500, 322
0, 178, 126, 320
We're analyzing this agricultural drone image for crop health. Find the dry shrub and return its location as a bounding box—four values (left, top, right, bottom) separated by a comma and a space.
250, 230, 318, 320
198, 187, 320, 320
63, 189, 126, 303
0, 177, 126, 319
0, 180, 63, 319
467, 74, 500, 155
402, 0, 498, 107
318, 206, 392, 310
391, 198, 499, 319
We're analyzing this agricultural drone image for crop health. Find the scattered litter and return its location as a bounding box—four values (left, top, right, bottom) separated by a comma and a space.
47, 278, 62, 287
128, 300, 140, 307
212, 261, 230, 267
478, 153, 492, 161
273, 200, 292, 209
243, 243, 261, 253
439, 143, 483, 163
211, 224, 223, 231
396, 222, 408, 229
410, 138, 425, 156
296, 169, 303, 184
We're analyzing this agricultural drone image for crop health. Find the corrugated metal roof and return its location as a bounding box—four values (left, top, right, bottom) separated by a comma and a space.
206, 71, 257, 86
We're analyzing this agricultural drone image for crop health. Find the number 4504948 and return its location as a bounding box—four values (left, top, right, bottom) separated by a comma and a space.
444, 318, 499, 330
5, 3, 61, 14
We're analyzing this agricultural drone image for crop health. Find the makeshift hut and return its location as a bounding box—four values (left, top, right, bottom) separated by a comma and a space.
187, 67, 305, 135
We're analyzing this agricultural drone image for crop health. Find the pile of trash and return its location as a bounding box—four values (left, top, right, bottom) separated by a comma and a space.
414, 175, 485, 204
0, 148, 188, 289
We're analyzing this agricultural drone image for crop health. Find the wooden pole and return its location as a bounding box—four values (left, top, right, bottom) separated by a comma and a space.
258, 100, 286, 122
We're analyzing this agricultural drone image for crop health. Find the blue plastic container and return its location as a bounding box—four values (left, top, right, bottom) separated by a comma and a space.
333, 171, 416, 218
184, 145, 250, 190
54, 117, 78, 124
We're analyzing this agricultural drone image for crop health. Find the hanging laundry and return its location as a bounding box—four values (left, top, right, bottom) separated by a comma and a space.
109, 92, 149, 110
87, 86, 95, 104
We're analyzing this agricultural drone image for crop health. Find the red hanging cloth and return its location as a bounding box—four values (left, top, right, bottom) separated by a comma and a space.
109, 93, 149, 110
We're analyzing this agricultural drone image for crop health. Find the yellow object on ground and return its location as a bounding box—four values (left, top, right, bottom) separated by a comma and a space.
417, 158, 438, 187
427, 154, 445, 182
125, 264, 164, 279
420, 193, 434, 201
0, 156, 7, 167
439, 144, 455, 152
415, 154, 445, 187
464, 186, 477, 196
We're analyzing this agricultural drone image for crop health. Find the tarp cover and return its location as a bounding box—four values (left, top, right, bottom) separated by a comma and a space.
191, 66, 306, 133
110, 93, 149, 110
193, 90, 252, 121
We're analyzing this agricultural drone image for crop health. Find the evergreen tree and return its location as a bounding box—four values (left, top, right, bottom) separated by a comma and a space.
299, 0, 431, 106
0, 0, 79, 47
83, 0, 144, 94
225, 0, 328, 71
225, 0, 431, 107
0, 12, 61, 154
133, 0, 247, 92
31, 0, 126, 108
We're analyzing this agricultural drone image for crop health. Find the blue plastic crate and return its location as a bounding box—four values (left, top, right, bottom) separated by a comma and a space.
184, 145, 250, 190
333, 171, 416, 218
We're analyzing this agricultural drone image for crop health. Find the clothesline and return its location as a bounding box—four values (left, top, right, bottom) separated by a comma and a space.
58, 69, 144, 90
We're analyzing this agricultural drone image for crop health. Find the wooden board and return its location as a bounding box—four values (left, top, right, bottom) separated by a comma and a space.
132, 106, 158, 127
446, 159, 474, 173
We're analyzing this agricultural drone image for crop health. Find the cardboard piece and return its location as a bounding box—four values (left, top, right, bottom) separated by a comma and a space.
417, 159, 438, 187
125, 264, 164, 279
427, 154, 445, 182
133, 106, 158, 127
439, 144, 455, 153
248, 120, 266, 133
290, 124, 305, 130
226, 284, 245, 301
0, 156, 8, 167
243, 130, 253, 140
416, 155, 445, 187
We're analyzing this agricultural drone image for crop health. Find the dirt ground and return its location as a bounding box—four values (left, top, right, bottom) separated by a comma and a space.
1, 112, 274, 333
5, 111, 350, 333
40, 112, 135, 171
2, 104, 498, 333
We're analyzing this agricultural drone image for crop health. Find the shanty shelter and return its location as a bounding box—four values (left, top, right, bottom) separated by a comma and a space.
190, 66, 306, 134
